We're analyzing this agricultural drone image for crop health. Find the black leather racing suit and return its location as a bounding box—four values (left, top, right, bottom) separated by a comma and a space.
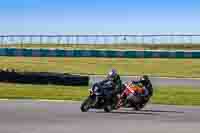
99, 75, 122, 106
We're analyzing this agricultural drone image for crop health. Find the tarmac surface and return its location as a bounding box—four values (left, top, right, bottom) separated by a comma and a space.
0, 100, 200, 133
90, 75, 200, 87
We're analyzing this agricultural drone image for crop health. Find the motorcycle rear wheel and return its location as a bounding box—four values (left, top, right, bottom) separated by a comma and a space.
133, 104, 143, 111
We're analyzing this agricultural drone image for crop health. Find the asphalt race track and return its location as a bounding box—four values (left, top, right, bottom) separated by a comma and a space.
90, 76, 200, 87
0, 100, 200, 133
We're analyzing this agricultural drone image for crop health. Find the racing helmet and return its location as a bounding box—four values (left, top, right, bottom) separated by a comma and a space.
107, 69, 118, 81
140, 75, 149, 85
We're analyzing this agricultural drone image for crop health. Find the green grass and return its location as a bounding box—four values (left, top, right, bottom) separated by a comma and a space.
0, 83, 200, 106
2, 43, 200, 50
0, 57, 200, 78
0, 83, 88, 101
152, 86, 200, 106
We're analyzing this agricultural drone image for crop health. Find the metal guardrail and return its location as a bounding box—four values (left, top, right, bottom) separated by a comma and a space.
0, 34, 200, 47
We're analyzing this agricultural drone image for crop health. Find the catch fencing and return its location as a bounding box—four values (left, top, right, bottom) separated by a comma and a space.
0, 34, 200, 47
0, 34, 200, 58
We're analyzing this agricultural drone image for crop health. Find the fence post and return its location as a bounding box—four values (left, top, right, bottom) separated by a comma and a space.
0, 36, 3, 47
65, 35, 69, 49
57, 35, 60, 48
20, 35, 24, 48
30, 36, 33, 45
76, 35, 79, 44
103, 35, 106, 45
151, 36, 155, 44
141, 35, 145, 44
39, 35, 42, 46
190, 36, 193, 44
114, 35, 118, 45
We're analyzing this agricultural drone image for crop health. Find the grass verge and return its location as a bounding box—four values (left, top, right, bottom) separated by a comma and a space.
153, 86, 200, 106
0, 57, 200, 78
2, 43, 200, 50
0, 83, 200, 106
0, 83, 88, 101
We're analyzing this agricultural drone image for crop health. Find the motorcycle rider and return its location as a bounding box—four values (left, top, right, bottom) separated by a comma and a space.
99, 69, 122, 108
134, 75, 153, 95
131, 75, 153, 103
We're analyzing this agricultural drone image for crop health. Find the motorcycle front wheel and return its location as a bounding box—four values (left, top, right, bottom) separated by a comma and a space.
104, 105, 112, 112
80, 97, 93, 112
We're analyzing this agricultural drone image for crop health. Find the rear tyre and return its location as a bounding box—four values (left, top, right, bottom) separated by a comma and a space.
133, 101, 148, 111
133, 104, 142, 111
80, 97, 92, 112
127, 94, 143, 111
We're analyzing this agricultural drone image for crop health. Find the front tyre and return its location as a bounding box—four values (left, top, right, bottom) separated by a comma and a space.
104, 105, 112, 113
80, 97, 92, 112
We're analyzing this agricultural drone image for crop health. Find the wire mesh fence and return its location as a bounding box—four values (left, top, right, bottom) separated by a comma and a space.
0, 34, 200, 49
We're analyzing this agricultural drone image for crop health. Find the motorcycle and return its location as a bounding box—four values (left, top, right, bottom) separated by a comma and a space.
118, 80, 153, 111
80, 81, 116, 112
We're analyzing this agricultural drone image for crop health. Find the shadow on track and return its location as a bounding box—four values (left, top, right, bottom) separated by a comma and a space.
87, 108, 184, 115
142, 109, 184, 114
118, 107, 185, 114
95, 110, 159, 116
